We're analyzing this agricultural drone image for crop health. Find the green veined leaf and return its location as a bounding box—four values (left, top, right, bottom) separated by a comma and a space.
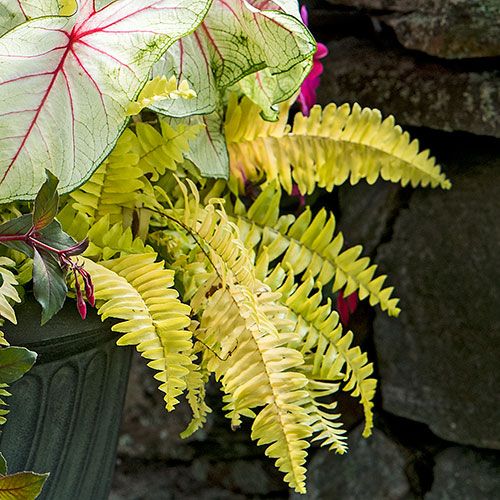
32, 170, 59, 230
151, 0, 315, 118
32, 249, 67, 325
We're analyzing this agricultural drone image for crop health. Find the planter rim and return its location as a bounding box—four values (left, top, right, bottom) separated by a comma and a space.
3, 295, 117, 362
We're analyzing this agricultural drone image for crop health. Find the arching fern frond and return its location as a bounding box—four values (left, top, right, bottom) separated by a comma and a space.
127, 76, 196, 116
225, 94, 451, 194
256, 251, 377, 439
81, 254, 193, 411
168, 179, 256, 291
198, 282, 311, 493
304, 380, 348, 454
180, 358, 212, 439
232, 184, 400, 316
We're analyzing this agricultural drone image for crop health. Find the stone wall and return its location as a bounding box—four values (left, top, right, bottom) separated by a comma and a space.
111, 1, 500, 498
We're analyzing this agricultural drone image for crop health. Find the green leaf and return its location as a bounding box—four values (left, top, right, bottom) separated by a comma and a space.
0, 215, 32, 256
152, 0, 315, 118
0, 452, 6, 475
32, 249, 67, 325
0, 471, 49, 499
32, 170, 59, 230
38, 220, 76, 251
0, 0, 212, 202
0, 216, 75, 257
0, 346, 37, 385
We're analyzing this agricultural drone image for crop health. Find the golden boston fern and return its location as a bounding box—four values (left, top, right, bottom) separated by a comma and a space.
38, 93, 449, 492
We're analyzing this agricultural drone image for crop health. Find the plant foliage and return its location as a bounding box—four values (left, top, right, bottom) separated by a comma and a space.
0, 0, 452, 494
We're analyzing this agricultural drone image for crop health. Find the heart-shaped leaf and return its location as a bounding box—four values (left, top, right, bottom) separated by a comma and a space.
32, 248, 67, 325
0, 471, 49, 499
151, 0, 315, 119
0, 346, 37, 385
0, 0, 211, 203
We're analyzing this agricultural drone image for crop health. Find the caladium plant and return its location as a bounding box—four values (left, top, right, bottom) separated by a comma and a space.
0, 0, 212, 202
152, 0, 315, 118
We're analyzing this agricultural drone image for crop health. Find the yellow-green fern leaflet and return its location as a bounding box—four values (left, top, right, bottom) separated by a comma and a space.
0, 257, 21, 346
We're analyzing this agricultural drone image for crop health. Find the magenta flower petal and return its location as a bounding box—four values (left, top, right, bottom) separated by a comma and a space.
297, 6, 329, 116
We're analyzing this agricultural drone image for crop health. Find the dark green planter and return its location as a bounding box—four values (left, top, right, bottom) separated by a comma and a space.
0, 297, 132, 499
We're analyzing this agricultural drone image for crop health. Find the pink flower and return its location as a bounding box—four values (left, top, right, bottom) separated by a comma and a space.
297, 6, 328, 116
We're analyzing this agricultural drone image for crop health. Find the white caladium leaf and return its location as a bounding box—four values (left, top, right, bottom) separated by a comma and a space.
238, 59, 312, 120
167, 108, 228, 178
254, 0, 300, 19
20, 0, 75, 17
236, 0, 308, 119
151, 0, 315, 118
0, 0, 211, 202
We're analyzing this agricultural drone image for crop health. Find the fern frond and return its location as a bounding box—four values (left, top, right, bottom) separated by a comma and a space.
198, 282, 311, 493
127, 76, 196, 116
180, 358, 212, 439
170, 179, 256, 291
135, 120, 203, 181
259, 252, 377, 439
82, 254, 193, 411
0, 383, 12, 425
85, 216, 154, 261
304, 380, 348, 454
232, 184, 400, 316
0, 257, 21, 332
335, 331, 377, 437
225, 95, 451, 194
70, 129, 144, 227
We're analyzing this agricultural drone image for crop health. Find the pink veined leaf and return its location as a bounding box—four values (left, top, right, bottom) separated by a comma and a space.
152, 0, 315, 118
0, 0, 211, 203
150, 0, 315, 176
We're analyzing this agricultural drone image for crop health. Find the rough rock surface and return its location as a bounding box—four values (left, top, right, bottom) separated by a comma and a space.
291, 426, 411, 500
374, 137, 500, 449
337, 181, 403, 254
317, 37, 500, 138
116, 353, 203, 462
426, 447, 500, 499
324, 0, 500, 58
